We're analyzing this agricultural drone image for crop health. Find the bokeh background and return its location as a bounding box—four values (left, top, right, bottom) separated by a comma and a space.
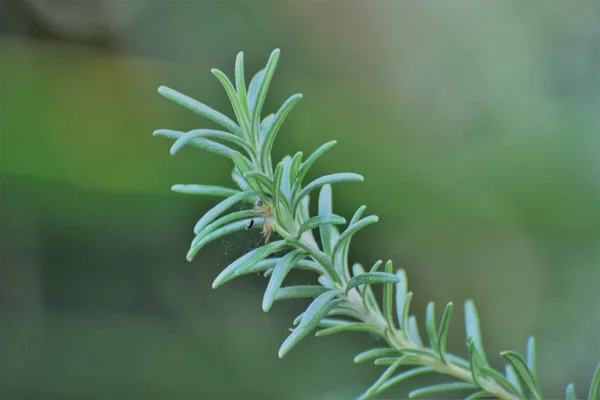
1, 1, 599, 398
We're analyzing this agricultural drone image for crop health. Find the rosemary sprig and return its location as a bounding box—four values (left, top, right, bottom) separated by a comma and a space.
154, 49, 600, 400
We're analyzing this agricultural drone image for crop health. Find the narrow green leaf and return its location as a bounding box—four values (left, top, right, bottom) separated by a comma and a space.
293, 173, 364, 212
315, 322, 380, 337
212, 240, 287, 288
464, 391, 490, 400
231, 151, 255, 174
587, 362, 600, 400
232, 167, 251, 191
358, 357, 406, 399
317, 184, 335, 256
468, 339, 485, 389
349, 205, 366, 225
280, 155, 293, 198
332, 215, 378, 260
271, 258, 319, 273
211, 68, 250, 136
328, 305, 363, 321
292, 140, 337, 200
354, 348, 399, 364
408, 316, 424, 348
243, 171, 274, 192
293, 312, 304, 326
352, 263, 382, 314
317, 318, 352, 328
167, 128, 253, 156
252, 49, 280, 126
247, 258, 288, 274
260, 94, 303, 172
395, 269, 408, 329
437, 302, 453, 364
426, 302, 439, 354
299, 214, 346, 235
289, 151, 303, 184
383, 261, 396, 331
278, 290, 342, 358
374, 357, 404, 366
401, 292, 414, 333
526, 336, 536, 378
501, 351, 543, 400
272, 162, 285, 217
187, 217, 261, 261
378, 367, 434, 393
566, 383, 577, 400
171, 184, 238, 197
274, 285, 328, 301
409, 382, 477, 398
445, 354, 470, 369
247, 69, 264, 118
263, 249, 307, 311
287, 237, 340, 284
232, 152, 267, 192
299, 194, 310, 221
346, 272, 400, 293
506, 364, 523, 395
465, 299, 489, 366
154, 129, 235, 159
193, 190, 260, 234
318, 274, 333, 288
157, 86, 240, 135
259, 113, 274, 143
369, 260, 383, 273
234, 51, 248, 114
191, 209, 258, 249
478, 365, 523, 397
399, 347, 438, 359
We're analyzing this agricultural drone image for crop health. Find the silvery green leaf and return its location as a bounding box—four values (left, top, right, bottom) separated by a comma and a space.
171, 184, 238, 197
168, 128, 252, 156
262, 249, 307, 311
193, 190, 260, 234
293, 173, 364, 213
292, 140, 337, 200
251, 49, 280, 126
157, 86, 240, 135
437, 302, 454, 364
234, 52, 248, 114
278, 290, 343, 358
154, 129, 235, 159
212, 240, 288, 288
500, 351, 542, 400
187, 217, 261, 261
346, 272, 400, 293
299, 214, 346, 236
332, 215, 378, 260
274, 285, 328, 301
211, 68, 250, 136
354, 348, 399, 364
315, 322, 380, 337
260, 93, 303, 172
465, 299, 489, 366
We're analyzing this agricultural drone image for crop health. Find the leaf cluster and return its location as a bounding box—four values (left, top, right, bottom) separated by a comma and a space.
154, 49, 600, 400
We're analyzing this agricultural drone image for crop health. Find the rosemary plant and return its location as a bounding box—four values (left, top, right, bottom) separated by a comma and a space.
154, 49, 600, 400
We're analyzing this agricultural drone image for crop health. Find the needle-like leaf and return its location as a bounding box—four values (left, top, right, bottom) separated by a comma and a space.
157, 86, 240, 135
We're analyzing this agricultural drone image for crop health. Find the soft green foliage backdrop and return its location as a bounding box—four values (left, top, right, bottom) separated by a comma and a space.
2, 1, 599, 398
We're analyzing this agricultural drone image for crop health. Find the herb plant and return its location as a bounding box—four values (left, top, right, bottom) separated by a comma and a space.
154, 49, 600, 400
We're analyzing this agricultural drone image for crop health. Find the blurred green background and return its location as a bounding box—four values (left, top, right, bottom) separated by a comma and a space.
1, 1, 599, 398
